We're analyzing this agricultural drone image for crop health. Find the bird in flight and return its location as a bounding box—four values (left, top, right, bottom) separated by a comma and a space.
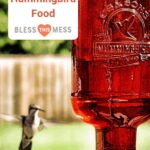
0, 104, 66, 150
19, 104, 45, 150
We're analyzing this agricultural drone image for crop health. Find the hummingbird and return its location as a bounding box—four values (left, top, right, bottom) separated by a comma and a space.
19, 104, 45, 150
110, 15, 137, 41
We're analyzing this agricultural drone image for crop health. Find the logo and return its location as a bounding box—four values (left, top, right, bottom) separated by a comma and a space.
105, 9, 145, 42
38, 24, 51, 37
93, 0, 150, 57
8, 0, 78, 40
98, 0, 149, 42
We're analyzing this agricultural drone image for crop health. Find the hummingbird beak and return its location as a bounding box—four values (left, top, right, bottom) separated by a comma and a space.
37, 108, 45, 112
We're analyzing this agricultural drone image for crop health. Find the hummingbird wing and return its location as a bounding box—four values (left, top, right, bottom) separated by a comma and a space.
121, 15, 136, 40
40, 118, 68, 129
0, 113, 21, 123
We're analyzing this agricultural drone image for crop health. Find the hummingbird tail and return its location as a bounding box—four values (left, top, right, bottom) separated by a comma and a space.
19, 141, 32, 150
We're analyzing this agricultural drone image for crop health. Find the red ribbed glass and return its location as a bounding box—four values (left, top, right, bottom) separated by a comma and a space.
72, 0, 150, 149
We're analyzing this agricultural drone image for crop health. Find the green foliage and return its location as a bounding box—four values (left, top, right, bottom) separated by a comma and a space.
0, 36, 16, 47
0, 1, 71, 55
1, 0, 8, 4
0, 10, 8, 33
21, 40, 71, 54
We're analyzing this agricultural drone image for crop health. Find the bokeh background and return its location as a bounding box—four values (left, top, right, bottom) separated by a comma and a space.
0, 1, 95, 150
0, 0, 150, 150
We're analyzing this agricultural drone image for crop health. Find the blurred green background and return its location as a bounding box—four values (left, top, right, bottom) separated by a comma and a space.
0, 0, 71, 55
0, 123, 95, 150
1, 122, 150, 150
